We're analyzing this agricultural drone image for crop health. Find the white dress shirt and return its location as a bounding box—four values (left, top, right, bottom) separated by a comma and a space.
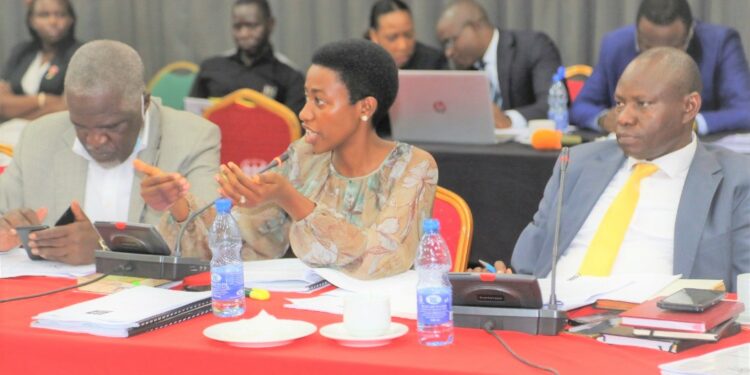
552, 135, 698, 280
72, 108, 150, 222
20, 52, 50, 95
477, 29, 527, 129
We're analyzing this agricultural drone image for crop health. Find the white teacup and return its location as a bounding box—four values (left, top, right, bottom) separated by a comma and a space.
737, 273, 750, 321
343, 293, 391, 337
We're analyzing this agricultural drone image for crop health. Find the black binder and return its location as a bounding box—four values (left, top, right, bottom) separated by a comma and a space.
126, 297, 212, 337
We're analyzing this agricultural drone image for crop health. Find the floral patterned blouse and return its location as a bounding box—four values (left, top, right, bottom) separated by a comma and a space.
162, 139, 438, 280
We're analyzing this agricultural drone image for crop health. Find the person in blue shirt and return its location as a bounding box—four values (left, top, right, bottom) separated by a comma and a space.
570, 0, 750, 135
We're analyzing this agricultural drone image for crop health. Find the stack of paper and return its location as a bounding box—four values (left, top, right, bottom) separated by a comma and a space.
243, 258, 328, 293
31, 286, 211, 337
0, 248, 95, 278
285, 269, 418, 319
538, 274, 681, 311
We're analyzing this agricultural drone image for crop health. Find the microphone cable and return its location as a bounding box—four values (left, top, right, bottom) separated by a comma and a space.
0, 263, 136, 303
482, 321, 560, 375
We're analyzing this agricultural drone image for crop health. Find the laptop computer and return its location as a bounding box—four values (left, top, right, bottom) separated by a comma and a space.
390, 70, 512, 145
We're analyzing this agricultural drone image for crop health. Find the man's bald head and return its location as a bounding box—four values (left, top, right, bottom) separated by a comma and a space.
622, 46, 702, 99
65, 40, 145, 111
438, 0, 491, 28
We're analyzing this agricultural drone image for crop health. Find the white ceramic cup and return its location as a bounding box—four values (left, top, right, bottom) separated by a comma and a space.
528, 119, 556, 132
343, 293, 391, 337
737, 273, 750, 319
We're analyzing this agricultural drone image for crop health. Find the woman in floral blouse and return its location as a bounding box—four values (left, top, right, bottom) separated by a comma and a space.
150, 39, 438, 280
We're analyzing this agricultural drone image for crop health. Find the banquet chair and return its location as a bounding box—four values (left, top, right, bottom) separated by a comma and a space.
203, 88, 301, 174
564, 64, 593, 103
433, 186, 473, 272
147, 61, 199, 110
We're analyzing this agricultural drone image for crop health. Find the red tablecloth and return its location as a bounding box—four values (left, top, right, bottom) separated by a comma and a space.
1, 276, 748, 375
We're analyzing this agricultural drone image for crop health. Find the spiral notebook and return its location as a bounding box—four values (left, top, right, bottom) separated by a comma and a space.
31, 286, 211, 337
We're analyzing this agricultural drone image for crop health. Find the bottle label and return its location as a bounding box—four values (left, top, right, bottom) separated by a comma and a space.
417, 287, 452, 325
211, 264, 245, 301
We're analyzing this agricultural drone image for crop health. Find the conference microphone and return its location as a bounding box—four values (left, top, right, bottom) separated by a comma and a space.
451, 147, 569, 335
548, 146, 569, 310
173, 151, 290, 257
95, 152, 289, 280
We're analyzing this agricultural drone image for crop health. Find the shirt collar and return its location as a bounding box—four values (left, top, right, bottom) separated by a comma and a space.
626, 133, 697, 178
72, 104, 150, 164
479, 29, 500, 68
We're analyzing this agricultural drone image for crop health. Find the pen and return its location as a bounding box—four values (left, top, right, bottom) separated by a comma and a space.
478, 259, 496, 273
245, 288, 271, 301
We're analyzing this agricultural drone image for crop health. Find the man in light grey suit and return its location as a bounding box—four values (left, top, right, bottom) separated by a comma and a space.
512, 47, 750, 291
0, 40, 220, 265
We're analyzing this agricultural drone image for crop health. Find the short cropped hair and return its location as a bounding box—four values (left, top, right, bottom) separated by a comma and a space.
638, 46, 702, 96
234, 0, 272, 20
311, 39, 398, 125
369, 0, 410, 30
636, 0, 692, 27
64, 40, 145, 111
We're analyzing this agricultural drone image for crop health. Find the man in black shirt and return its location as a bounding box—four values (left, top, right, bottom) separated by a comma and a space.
190, 0, 305, 114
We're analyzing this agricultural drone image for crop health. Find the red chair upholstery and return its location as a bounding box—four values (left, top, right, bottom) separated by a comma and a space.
433, 186, 473, 272
203, 89, 301, 174
564, 64, 593, 104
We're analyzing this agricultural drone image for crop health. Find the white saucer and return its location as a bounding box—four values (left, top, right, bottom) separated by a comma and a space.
203, 318, 317, 348
319, 322, 409, 348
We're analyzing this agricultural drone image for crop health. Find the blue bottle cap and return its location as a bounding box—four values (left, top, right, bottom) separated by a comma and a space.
214, 198, 233, 213
422, 218, 440, 233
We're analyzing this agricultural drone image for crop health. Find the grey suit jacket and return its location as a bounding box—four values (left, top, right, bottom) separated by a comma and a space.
495, 29, 562, 120
511, 140, 750, 291
0, 99, 220, 227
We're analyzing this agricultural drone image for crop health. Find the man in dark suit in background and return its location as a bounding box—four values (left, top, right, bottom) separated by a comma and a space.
190, 0, 304, 114
436, 0, 561, 129
570, 0, 750, 135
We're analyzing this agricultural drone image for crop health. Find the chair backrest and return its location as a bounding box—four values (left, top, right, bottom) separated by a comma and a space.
564, 64, 593, 104
147, 61, 199, 110
203, 89, 301, 174
433, 186, 473, 272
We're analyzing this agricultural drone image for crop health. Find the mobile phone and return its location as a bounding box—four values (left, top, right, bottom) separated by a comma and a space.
656, 288, 725, 313
16, 225, 50, 260
55, 206, 75, 226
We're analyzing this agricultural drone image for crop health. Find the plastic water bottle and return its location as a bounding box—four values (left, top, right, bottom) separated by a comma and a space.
209, 198, 245, 318
547, 65, 569, 132
416, 218, 454, 346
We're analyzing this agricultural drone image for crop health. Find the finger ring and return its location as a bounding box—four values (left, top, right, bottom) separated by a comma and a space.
239, 196, 247, 205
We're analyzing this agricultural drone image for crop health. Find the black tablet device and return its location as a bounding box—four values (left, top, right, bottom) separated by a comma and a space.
449, 272, 543, 309
94, 222, 171, 256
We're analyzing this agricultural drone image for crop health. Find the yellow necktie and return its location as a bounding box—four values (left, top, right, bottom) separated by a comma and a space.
578, 163, 659, 276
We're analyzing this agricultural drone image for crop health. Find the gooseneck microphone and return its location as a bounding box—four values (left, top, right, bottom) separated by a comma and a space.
548, 146, 570, 310
173, 152, 289, 257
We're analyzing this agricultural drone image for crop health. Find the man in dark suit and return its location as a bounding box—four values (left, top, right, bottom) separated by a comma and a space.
571, 0, 750, 135
512, 47, 750, 291
436, 0, 561, 129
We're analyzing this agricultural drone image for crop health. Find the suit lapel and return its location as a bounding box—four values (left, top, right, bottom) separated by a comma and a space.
53, 127, 87, 215
535, 143, 626, 274
128, 100, 162, 222
496, 29, 514, 109
673, 142, 721, 276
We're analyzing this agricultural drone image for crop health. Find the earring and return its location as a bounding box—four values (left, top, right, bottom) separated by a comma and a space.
361, 115, 369, 122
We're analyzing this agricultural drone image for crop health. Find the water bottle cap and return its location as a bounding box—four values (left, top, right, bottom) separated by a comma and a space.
422, 218, 440, 233
214, 198, 233, 213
